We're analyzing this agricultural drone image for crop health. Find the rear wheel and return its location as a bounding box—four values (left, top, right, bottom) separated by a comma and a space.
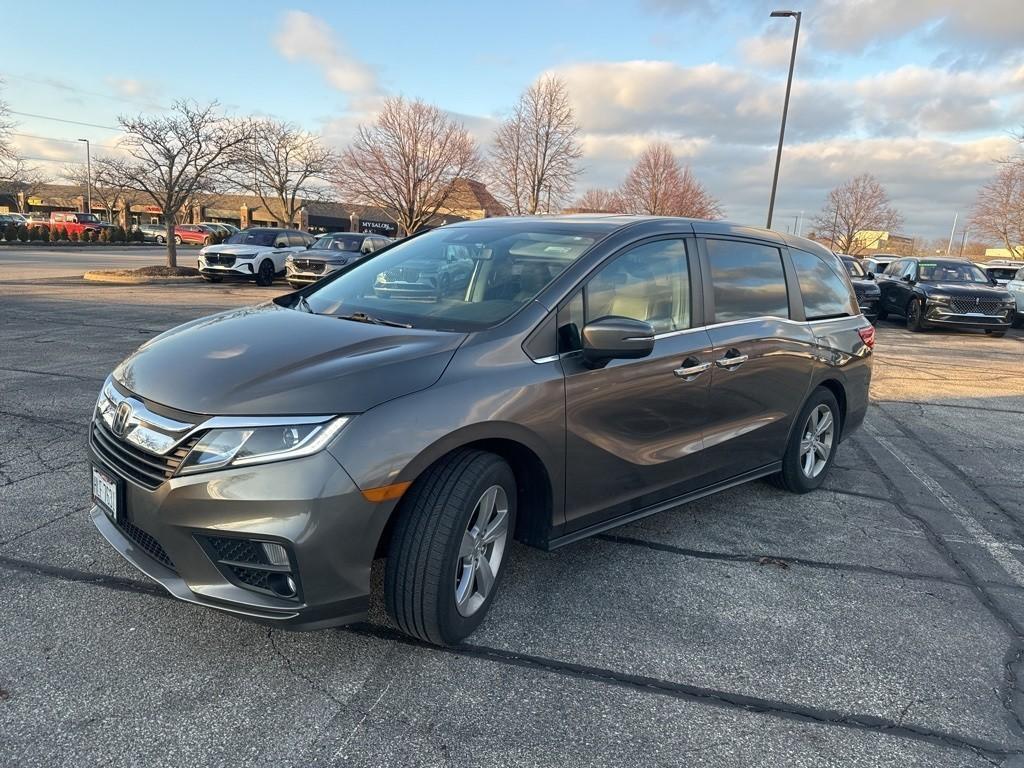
155, 235, 166, 244
769, 388, 840, 494
255, 259, 275, 286
906, 298, 926, 332
385, 449, 516, 645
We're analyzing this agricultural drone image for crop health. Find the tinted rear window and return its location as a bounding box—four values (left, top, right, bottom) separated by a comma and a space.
791, 250, 856, 320
706, 239, 789, 323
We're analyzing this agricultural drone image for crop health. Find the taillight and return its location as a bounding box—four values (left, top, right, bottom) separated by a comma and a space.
858, 325, 875, 349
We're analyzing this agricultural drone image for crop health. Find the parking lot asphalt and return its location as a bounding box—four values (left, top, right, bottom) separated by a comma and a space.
2, 260, 1024, 766
0, 244, 195, 280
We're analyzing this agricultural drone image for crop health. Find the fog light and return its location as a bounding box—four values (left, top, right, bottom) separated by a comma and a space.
267, 573, 297, 599
261, 542, 289, 566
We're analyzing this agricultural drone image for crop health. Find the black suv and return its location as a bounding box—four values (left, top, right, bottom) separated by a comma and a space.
840, 256, 880, 323
876, 257, 1015, 335
90, 216, 873, 645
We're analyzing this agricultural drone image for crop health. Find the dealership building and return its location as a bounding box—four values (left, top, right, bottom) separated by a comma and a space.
0, 178, 506, 236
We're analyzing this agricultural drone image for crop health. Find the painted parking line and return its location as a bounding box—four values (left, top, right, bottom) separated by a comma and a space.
864, 421, 1024, 586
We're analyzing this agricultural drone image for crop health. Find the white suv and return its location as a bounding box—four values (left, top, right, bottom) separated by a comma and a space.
198, 228, 316, 286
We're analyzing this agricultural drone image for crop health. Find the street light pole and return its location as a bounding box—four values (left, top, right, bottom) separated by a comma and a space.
766, 9, 801, 230
77, 138, 92, 214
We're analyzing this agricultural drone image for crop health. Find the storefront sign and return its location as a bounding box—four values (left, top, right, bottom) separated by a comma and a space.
361, 219, 397, 236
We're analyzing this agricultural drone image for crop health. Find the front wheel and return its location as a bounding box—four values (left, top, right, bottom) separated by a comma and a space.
155, 235, 166, 244
255, 259, 276, 286
769, 388, 840, 494
906, 298, 926, 332
173, 235, 182, 246
385, 449, 517, 645
875, 305, 888, 321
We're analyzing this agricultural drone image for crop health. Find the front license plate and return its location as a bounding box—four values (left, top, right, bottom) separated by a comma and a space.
92, 465, 121, 523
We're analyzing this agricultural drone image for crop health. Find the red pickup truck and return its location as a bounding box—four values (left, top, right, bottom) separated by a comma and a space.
41, 212, 114, 237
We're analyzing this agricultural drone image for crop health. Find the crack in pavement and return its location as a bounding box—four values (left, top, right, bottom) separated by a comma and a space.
851, 433, 1024, 745
0, 552, 1017, 761
0, 366, 106, 383
595, 531, 993, 590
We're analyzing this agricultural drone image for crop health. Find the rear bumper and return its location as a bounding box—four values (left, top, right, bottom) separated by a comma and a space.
89, 445, 389, 629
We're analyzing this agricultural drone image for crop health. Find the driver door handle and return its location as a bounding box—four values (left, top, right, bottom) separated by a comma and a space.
715, 351, 748, 370
673, 358, 712, 380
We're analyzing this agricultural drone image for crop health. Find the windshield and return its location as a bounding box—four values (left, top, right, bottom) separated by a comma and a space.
79, 214, 100, 223
314, 234, 363, 252
225, 230, 277, 247
304, 225, 600, 331
985, 267, 1017, 281
842, 258, 866, 278
918, 261, 990, 283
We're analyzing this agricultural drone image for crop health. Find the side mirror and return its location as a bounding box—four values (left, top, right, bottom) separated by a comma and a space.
582, 317, 655, 367
866, 271, 874, 280
902, 274, 913, 283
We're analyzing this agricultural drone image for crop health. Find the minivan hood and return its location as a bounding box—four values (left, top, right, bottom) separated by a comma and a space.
113, 303, 466, 416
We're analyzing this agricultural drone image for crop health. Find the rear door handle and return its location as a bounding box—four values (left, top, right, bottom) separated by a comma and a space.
673, 358, 712, 380
715, 352, 748, 370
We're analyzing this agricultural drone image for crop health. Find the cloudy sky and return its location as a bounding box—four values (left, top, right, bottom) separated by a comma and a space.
4, 0, 1023, 239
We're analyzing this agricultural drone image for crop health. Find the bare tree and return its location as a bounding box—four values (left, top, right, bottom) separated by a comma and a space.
334, 97, 481, 236
115, 100, 252, 267
490, 75, 583, 215
970, 164, 1024, 258
0, 160, 51, 212
570, 187, 623, 213
618, 142, 722, 219
93, 157, 144, 226
812, 173, 904, 255
240, 119, 336, 227
0, 83, 16, 173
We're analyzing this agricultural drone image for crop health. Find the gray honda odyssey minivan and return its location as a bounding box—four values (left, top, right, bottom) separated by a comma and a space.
90, 216, 873, 645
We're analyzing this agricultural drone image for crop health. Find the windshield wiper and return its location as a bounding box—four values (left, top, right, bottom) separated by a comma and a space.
336, 312, 412, 329
294, 295, 315, 314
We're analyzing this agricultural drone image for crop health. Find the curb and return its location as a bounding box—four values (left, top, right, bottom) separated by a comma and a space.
83, 271, 203, 285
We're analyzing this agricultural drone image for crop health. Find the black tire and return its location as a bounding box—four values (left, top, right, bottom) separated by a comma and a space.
986, 330, 1006, 338
769, 387, 841, 494
174, 235, 182, 246
385, 449, 517, 645
1012, 314, 1023, 329
255, 259, 275, 287
202, 276, 222, 283
155, 235, 166, 244
875, 306, 888, 321
906, 298, 926, 332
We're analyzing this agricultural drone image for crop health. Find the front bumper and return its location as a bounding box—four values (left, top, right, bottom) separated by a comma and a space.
198, 257, 257, 280
89, 444, 388, 629
285, 264, 340, 286
924, 305, 1012, 330
856, 296, 879, 321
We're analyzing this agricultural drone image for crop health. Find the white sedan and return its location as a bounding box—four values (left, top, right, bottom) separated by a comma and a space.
198, 228, 316, 286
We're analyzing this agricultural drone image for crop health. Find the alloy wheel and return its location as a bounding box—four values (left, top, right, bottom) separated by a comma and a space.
799, 404, 834, 478
454, 485, 510, 617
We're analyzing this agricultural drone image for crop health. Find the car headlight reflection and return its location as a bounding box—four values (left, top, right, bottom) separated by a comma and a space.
178, 416, 350, 474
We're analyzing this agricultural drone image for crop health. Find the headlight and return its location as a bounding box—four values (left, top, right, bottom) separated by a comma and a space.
177, 416, 350, 475
927, 293, 951, 305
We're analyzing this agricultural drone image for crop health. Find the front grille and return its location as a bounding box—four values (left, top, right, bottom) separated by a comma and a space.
206, 254, 235, 267
119, 518, 175, 571
232, 566, 272, 591
206, 536, 267, 565
385, 267, 419, 282
292, 259, 324, 273
91, 419, 199, 491
949, 297, 1002, 314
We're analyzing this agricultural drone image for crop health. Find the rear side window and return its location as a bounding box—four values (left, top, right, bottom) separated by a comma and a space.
705, 239, 788, 323
790, 250, 856, 320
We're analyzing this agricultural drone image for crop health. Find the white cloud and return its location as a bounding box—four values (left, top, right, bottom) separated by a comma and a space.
106, 78, 148, 99
273, 10, 378, 97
